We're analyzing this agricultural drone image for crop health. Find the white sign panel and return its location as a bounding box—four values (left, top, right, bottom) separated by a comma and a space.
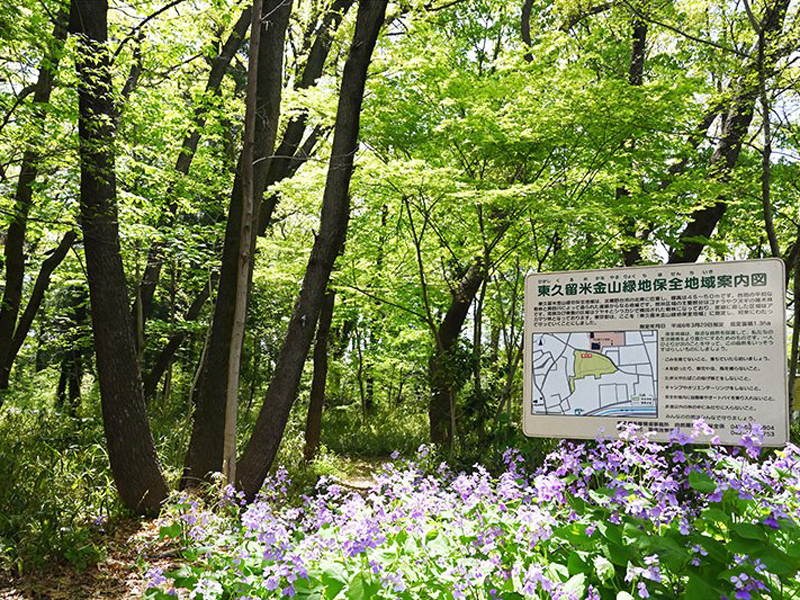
523, 259, 788, 446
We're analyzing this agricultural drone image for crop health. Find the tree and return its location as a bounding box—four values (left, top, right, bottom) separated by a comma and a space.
182, 0, 293, 488
0, 16, 69, 392
70, 0, 168, 512
236, 0, 388, 500
668, 0, 792, 263
303, 289, 335, 461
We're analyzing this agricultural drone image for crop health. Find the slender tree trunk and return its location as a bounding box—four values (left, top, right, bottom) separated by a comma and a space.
355, 321, 367, 421
473, 276, 486, 395
0, 231, 76, 389
70, 0, 168, 513
134, 7, 252, 330
0, 18, 67, 388
304, 290, 334, 461
620, 14, 648, 267
753, 23, 780, 258
223, 0, 264, 485
57, 344, 83, 417
143, 276, 214, 399
236, 0, 388, 501
257, 0, 355, 235
141, 0, 353, 394
429, 261, 486, 445
181, 0, 292, 488
789, 258, 800, 413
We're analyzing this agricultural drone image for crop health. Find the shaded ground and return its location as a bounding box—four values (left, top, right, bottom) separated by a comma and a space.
0, 519, 178, 599
0, 458, 386, 598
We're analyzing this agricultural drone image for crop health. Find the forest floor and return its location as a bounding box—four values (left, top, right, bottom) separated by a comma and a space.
0, 458, 384, 599
0, 518, 177, 599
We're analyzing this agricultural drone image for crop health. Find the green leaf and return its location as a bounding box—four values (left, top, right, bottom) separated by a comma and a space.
617, 592, 635, 600
563, 573, 585, 597
605, 541, 634, 566
567, 551, 588, 575
701, 508, 730, 525
321, 562, 348, 598
346, 573, 378, 600
683, 573, 719, 599
731, 523, 766, 541
688, 470, 716, 494
697, 536, 728, 563
158, 522, 181, 540
727, 535, 765, 554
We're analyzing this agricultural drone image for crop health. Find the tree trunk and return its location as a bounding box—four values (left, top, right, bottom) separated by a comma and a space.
181, 0, 292, 488
789, 258, 799, 413
142, 0, 353, 392
223, 0, 264, 485
143, 276, 214, 399
620, 14, 648, 267
70, 0, 168, 513
0, 18, 67, 388
134, 7, 252, 329
0, 231, 76, 389
429, 260, 486, 446
236, 0, 388, 501
257, 0, 355, 235
304, 290, 335, 461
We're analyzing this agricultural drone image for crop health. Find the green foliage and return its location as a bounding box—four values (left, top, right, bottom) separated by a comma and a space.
0, 406, 122, 573
146, 428, 800, 599
2, 0, 800, 581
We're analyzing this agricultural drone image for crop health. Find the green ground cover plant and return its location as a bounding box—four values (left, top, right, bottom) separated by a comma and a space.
146, 421, 800, 599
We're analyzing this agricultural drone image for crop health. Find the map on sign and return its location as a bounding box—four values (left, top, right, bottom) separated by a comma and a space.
531, 330, 658, 417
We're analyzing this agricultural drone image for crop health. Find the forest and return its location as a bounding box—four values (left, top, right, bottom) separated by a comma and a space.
1, 0, 800, 597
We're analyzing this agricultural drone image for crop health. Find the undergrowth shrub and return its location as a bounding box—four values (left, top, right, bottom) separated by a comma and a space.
0, 408, 122, 574
147, 421, 800, 599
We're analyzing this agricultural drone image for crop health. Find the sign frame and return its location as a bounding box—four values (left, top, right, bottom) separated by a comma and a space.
522, 259, 788, 446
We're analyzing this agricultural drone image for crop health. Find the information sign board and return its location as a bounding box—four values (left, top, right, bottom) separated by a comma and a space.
522, 259, 788, 446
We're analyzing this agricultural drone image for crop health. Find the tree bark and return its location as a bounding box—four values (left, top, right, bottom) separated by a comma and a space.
429, 260, 486, 445
789, 257, 799, 413
70, 0, 168, 513
0, 231, 77, 388
520, 0, 534, 62
620, 13, 647, 267
236, 0, 388, 501
181, 0, 292, 488
304, 290, 335, 461
257, 0, 355, 235
55, 286, 86, 417
0, 18, 67, 387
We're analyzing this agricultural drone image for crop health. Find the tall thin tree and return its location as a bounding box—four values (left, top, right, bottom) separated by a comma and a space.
182, 0, 293, 488
236, 0, 389, 500
224, 0, 264, 484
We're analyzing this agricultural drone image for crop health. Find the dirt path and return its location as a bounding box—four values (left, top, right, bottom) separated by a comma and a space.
0, 457, 391, 598
331, 457, 386, 492
0, 519, 176, 599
